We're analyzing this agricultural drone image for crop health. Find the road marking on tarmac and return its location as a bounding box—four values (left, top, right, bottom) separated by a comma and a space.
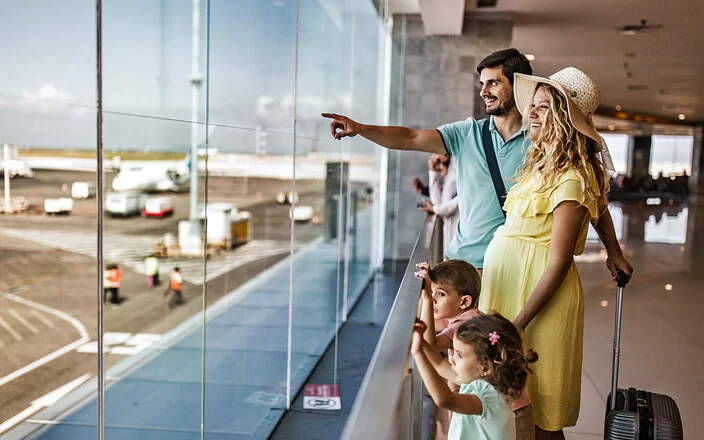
0, 373, 91, 434
0, 228, 298, 285
76, 332, 162, 356
0, 294, 89, 388
30, 310, 55, 328
0, 316, 22, 341
9, 309, 39, 334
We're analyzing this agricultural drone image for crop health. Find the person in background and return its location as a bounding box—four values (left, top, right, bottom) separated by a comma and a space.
106, 264, 124, 305
165, 267, 184, 308
144, 254, 160, 288
103, 265, 111, 304
416, 154, 459, 253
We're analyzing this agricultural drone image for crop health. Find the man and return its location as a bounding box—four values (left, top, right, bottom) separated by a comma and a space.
165, 267, 184, 308
106, 264, 124, 305
322, 48, 632, 281
144, 254, 160, 288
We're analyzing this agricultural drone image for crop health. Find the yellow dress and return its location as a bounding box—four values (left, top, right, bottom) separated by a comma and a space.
479, 167, 599, 431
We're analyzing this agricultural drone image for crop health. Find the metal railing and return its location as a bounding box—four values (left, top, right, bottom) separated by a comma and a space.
341, 215, 443, 440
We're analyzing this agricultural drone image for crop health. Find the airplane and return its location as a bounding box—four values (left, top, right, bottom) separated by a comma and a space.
111, 155, 190, 193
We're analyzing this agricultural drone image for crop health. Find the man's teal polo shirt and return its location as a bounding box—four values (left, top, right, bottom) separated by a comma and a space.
436, 116, 527, 268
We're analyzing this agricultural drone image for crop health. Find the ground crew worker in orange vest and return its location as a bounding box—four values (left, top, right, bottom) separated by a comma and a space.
106, 264, 124, 305
165, 267, 184, 308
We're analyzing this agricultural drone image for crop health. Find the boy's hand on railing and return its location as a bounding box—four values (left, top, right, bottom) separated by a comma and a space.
414, 265, 433, 299
415, 262, 432, 287
410, 318, 427, 355
415, 262, 430, 271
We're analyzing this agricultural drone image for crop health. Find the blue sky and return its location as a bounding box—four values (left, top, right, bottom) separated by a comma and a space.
0, 0, 382, 153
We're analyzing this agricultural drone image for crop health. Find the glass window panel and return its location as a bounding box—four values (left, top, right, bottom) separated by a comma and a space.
0, 1, 98, 438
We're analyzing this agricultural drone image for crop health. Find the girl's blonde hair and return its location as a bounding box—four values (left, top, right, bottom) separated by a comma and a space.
517, 84, 609, 214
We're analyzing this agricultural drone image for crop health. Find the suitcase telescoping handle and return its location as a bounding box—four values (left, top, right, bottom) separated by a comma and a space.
610, 271, 630, 412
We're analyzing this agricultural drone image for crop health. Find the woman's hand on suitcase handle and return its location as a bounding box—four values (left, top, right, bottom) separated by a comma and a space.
616, 271, 629, 287
606, 250, 633, 283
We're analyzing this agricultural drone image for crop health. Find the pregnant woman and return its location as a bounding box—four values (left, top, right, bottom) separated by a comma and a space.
479, 67, 612, 440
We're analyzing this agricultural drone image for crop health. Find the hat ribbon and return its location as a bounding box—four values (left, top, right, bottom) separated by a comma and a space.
598, 134, 616, 173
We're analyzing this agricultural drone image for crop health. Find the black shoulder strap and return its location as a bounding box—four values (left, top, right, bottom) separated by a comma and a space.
481, 119, 507, 217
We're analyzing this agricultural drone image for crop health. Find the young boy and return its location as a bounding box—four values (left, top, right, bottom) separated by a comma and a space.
415, 259, 481, 354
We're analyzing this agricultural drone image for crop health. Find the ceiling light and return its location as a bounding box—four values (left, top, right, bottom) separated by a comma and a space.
615, 105, 623, 111
678, 114, 686, 120
608, 125, 616, 131
600, 301, 608, 307
620, 30, 637, 36
665, 284, 673, 291
525, 54, 535, 61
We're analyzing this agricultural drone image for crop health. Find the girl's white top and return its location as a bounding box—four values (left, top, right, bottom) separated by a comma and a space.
447, 379, 515, 440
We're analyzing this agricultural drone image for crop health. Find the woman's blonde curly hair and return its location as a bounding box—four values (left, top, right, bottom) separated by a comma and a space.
517, 84, 609, 215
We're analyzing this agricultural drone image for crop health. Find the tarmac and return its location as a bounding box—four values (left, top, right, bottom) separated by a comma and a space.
0, 169, 340, 432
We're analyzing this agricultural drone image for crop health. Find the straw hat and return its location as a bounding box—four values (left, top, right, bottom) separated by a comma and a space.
514, 67, 615, 171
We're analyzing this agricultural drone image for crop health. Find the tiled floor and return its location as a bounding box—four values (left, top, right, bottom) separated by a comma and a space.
566, 196, 703, 438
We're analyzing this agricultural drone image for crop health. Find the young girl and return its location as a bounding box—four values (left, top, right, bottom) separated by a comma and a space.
411, 313, 538, 440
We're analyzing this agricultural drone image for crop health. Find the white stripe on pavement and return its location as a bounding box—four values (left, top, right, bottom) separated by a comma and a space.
0, 294, 89, 388
9, 309, 39, 334
0, 228, 297, 286
30, 310, 55, 328
0, 316, 22, 341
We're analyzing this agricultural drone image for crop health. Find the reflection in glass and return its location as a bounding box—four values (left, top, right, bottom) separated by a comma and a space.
650, 135, 694, 177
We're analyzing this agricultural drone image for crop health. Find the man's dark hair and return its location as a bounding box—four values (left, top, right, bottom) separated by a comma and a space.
476, 48, 532, 86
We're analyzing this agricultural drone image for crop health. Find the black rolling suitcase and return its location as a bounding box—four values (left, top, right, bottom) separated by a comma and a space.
604, 272, 684, 439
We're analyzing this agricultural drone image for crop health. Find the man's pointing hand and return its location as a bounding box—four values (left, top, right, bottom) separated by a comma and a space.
322, 113, 362, 140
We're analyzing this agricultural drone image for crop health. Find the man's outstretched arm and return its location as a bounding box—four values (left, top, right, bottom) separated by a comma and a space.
322, 113, 446, 154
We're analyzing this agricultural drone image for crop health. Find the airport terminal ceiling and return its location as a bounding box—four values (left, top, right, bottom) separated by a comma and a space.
399, 0, 704, 124
482, 0, 704, 124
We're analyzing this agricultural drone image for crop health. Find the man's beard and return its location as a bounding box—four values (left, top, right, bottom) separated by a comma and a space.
486, 96, 515, 116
